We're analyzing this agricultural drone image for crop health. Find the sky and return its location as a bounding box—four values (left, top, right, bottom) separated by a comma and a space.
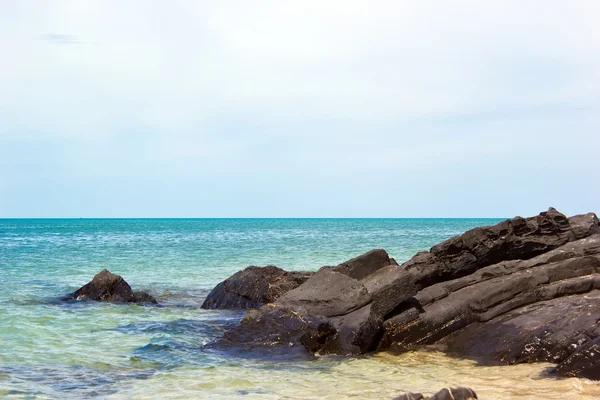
0, 1, 599, 218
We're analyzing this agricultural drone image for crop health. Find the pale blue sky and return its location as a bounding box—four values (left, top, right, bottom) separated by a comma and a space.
1, 1, 599, 217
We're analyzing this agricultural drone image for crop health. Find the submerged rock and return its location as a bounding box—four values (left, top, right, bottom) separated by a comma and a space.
63, 269, 157, 304
394, 393, 424, 400
210, 208, 600, 379
222, 305, 335, 352
201, 266, 312, 310
393, 387, 477, 400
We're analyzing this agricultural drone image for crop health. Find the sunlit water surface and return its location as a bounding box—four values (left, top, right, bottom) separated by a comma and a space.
1, 218, 599, 399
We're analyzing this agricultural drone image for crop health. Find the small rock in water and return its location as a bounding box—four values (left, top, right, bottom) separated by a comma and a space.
393, 392, 424, 400
393, 387, 477, 400
62, 269, 157, 304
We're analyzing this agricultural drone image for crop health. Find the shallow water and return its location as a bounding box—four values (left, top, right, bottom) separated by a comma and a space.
107, 352, 600, 400
1, 218, 598, 399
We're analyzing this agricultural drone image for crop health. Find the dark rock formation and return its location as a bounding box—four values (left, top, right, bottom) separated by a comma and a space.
277, 269, 371, 317
404, 208, 596, 288
64, 269, 157, 304
394, 393, 424, 400
222, 305, 335, 353
332, 248, 397, 279
211, 208, 600, 379
439, 290, 600, 366
393, 387, 477, 400
201, 266, 312, 310
379, 235, 600, 351
554, 336, 600, 380
218, 249, 415, 354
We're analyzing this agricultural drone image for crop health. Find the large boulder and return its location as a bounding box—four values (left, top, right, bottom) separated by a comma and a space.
221, 305, 335, 352
201, 266, 312, 310
277, 269, 371, 317
360, 264, 417, 316
64, 269, 157, 304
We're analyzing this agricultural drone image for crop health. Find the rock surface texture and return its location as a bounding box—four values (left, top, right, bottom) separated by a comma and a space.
211, 208, 600, 379
201, 266, 313, 309
64, 269, 157, 304
394, 387, 477, 400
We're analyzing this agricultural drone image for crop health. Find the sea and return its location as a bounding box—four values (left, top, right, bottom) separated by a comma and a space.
1, 218, 599, 399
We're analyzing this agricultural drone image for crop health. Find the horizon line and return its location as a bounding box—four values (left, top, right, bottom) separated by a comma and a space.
0, 216, 508, 220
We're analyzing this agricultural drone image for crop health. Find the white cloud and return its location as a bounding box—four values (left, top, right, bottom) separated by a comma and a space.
0, 1, 599, 216
1, 0, 599, 138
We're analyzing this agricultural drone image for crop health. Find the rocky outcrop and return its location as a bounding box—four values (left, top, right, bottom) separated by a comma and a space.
554, 336, 600, 380
394, 387, 477, 400
219, 248, 416, 354
438, 289, 600, 371
378, 236, 600, 352
404, 207, 596, 288
63, 269, 157, 304
212, 208, 600, 379
331, 248, 397, 279
201, 266, 312, 310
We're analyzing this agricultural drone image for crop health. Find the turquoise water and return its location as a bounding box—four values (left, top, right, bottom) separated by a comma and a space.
2, 218, 600, 399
